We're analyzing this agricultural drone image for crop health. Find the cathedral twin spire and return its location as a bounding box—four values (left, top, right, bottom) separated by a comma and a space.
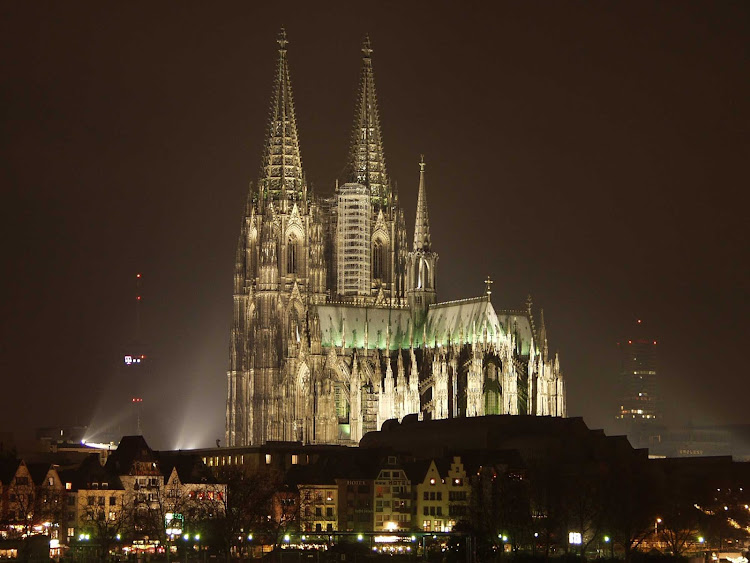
347, 36, 391, 207
259, 28, 305, 203
258, 31, 393, 208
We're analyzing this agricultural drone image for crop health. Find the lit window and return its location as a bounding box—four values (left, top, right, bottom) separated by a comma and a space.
292, 455, 299, 465
65, 483, 72, 491
265, 454, 272, 465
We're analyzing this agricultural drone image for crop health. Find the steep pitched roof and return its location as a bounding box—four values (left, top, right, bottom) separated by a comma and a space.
425, 297, 503, 347
61, 454, 123, 492
315, 304, 413, 350
105, 435, 156, 475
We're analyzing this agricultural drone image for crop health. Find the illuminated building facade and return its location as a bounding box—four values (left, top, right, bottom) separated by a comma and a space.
616, 320, 660, 423
373, 461, 411, 531
411, 457, 470, 533
226, 31, 566, 447
299, 483, 338, 533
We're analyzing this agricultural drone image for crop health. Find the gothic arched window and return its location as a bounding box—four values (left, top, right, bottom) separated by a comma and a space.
373, 240, 384, 280
287, 235, 298, 275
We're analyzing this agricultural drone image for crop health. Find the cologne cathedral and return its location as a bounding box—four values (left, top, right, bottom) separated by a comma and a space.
225, 31, 566, 447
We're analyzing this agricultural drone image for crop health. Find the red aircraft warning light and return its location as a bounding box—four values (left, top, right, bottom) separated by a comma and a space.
131, 397, 143, 403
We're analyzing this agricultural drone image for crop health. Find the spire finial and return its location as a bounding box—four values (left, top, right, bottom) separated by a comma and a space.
277, 27, 288, 51
485, 276, 493, 297
362, 34, 373, 58
419, 154, 425, 172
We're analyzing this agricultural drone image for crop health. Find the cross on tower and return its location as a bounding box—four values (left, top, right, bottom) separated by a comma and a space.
362, 35, 373, 57
277, 27, 288, 50
485, 275, 494, 296
419, 154, 426, 172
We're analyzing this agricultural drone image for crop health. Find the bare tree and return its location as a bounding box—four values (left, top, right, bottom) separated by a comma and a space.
79, 490, 132, 561
602, 458, 661, 563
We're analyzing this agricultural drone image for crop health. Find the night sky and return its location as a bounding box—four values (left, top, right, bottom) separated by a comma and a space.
1, 2, 747, 449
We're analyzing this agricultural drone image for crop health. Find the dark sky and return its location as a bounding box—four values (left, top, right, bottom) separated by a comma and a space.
1, 2, 748, 450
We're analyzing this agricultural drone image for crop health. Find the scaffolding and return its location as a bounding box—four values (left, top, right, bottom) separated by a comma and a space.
336, 183, 371, 296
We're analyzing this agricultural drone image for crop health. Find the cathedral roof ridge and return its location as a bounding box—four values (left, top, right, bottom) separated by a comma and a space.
318, 300, 409, 310
496, 308, 529, 317
430, 295, 490, 308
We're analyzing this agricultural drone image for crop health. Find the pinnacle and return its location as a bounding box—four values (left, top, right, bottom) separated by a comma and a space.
412, 156, 431, 252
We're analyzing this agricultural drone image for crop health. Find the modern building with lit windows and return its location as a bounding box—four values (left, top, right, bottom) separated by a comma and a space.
616, 319, 660, 424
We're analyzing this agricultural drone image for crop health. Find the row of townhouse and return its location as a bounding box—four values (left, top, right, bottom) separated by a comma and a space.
286, 452, 476, 534
0, 435, 225, 555
0, 458, 64, 542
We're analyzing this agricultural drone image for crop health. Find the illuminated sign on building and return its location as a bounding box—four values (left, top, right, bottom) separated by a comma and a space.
124, 354, 146, 365
165, 512, 184, 536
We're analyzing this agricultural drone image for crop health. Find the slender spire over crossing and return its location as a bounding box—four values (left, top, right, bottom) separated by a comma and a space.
413, 155, 431, 251
348, 35, 390, 208
259, 27, 305, 202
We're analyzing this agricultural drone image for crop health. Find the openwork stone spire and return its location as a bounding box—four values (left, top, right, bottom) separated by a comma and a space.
348, 35, 390, 207
413, 156, 431, 251
260, 28, 305, 201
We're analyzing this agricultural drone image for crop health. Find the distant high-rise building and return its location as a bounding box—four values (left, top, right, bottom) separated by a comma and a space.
616, 319, 659, 424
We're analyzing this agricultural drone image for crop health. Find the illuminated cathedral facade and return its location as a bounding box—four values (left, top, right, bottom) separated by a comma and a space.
225, 31, 565, 447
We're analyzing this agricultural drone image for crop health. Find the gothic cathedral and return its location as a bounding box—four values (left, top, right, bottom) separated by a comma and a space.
226, 31, 565, 446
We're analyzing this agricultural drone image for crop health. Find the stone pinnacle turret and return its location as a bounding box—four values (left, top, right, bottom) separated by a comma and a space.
413, 155, 431, 251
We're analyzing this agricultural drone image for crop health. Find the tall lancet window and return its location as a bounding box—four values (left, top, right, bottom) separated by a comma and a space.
287, 235, 298, 276
373, 240, 384, 280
